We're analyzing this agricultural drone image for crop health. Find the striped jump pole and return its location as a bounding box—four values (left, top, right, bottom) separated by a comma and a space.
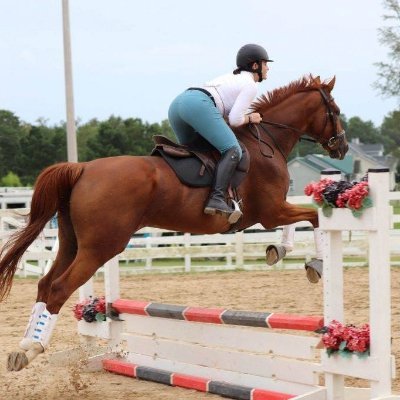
88, 298, 326, 400
111, 299, 324, 331
103, 359, 296, 400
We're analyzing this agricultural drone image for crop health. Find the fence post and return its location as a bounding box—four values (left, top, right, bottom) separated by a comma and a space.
235, 231, 244, 268
184, 233, 191, 272
145, 235, 152, 271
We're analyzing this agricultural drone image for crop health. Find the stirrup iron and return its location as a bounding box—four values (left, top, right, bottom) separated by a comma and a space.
228, 199, 242, 224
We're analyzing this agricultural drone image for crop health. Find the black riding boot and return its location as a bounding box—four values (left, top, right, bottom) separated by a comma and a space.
204, 148, 242, 219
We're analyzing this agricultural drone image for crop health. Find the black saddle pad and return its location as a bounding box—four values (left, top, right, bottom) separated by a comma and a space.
157, 152, 213, 187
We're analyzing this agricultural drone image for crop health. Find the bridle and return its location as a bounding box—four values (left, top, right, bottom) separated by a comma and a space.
317, 87, 346, 151
251, 88, 346, 160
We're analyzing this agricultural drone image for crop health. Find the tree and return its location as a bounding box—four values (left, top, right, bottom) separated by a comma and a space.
85, 116, 135, 159
374, 0, 400, 98
85, 116, 174, 159
345, 116, 381, 143
380, 110, 400, 157
0, 110, 26, 177
15, 123, 67, 185
77, 119, 100, 161
0, 171, 22, 187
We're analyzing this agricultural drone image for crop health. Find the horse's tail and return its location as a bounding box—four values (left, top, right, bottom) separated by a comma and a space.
0, 162, 84, 301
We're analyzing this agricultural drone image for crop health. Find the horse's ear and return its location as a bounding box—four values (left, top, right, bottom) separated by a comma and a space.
327, 76, 336, 92
313, 76, 321, 85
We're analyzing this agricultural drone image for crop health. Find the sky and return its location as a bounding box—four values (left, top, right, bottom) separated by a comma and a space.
0, 0, 398, 127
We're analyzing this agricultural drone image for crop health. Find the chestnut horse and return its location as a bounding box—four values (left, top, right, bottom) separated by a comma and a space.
1, 75, 347, 371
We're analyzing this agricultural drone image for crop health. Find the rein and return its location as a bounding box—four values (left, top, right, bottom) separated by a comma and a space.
248, 124, 287, 161
248, 119, 319, 162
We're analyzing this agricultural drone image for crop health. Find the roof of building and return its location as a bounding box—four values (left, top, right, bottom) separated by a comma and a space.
288, 154, 354, 174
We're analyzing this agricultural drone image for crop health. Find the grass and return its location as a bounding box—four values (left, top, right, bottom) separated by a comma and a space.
391, 201, 400, 229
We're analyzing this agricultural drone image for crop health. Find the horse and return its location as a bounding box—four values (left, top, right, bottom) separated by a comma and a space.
0, 75, 348, 371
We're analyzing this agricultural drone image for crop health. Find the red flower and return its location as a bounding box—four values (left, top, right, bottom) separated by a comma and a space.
94, 296, 106, 314
341, 182, 370, 211
72, 296, 106, 321
72, 298, 90, 321
322, 320, 370, 355
304, 179, 334, 205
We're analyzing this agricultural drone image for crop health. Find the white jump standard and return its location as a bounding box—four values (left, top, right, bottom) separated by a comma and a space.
66, 167, 398, 400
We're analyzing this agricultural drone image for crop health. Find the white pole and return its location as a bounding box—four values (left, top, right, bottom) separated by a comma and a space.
62, 0, 78, 163
62, 0, 86, 298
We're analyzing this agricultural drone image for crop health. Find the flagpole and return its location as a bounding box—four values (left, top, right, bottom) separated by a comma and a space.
62, 0, 78, 162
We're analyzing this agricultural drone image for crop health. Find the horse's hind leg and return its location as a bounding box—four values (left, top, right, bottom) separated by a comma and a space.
7, 249, 106, 371
8, 212, 78, 371
8, 230, 130, 372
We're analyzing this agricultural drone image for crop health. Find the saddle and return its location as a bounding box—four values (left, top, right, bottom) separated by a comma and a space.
151, 135, 250, 188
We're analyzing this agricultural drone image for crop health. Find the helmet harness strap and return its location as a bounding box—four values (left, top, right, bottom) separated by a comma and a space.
255, 62, 263, 82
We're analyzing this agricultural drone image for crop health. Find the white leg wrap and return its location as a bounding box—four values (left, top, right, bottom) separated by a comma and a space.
20, 302, 47, 351
314, 227, 324, 259
281, 224, 295, 252
32, 308, 58, 349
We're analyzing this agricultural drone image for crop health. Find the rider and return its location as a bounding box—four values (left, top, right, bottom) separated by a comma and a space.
168, 44, 273, 221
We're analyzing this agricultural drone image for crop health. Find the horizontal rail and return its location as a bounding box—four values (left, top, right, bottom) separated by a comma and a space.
103, 359, 297, 400
112, 299, 323, 331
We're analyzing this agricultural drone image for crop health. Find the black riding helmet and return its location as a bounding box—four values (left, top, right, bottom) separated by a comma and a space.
235, 44, 273, 82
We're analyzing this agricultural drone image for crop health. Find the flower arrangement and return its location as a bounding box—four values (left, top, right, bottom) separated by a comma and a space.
304, 177, 372, 217
73, 296, 106, 322
318, 320, 370, 358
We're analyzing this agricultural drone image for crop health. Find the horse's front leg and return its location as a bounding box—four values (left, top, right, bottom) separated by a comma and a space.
265, 224, 295, 266
262, 203, 323, 283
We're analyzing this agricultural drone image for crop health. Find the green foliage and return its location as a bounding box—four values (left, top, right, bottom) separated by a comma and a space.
0, 171, 22, 187
0, 110, 25, 178
345, 116, 381, 143
0, 109, 174, 184
380, 110, 400, 157
15, 122, 67, 185
374, 0, 400, 98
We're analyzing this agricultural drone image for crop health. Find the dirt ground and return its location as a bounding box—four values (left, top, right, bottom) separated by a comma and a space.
0, 268, 399, 400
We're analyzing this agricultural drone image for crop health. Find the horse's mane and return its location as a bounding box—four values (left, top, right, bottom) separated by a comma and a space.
251, 74, 329, 113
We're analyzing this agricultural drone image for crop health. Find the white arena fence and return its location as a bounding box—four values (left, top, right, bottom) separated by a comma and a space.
0, 192, 399, 277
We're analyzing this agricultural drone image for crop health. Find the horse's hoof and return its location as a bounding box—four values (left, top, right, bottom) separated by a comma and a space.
305, 258, 323, 284
266, 245, 286, 266
7, 351, 29, 371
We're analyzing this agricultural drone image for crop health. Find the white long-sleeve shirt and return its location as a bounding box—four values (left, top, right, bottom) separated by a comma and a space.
202, 71, 257, 127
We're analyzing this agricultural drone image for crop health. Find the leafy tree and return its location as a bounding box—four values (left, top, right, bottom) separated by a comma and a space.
0, 171, 22, 187
380, 110, 400, 157
345, 116, 381, 143
0, 110, 26, 177
85, 116, 134, 159
374, 0, 400, 98
77, 119, 100, 161
85, 116, 175, 160
16, 123, 67, 185
160, 119, 175, 140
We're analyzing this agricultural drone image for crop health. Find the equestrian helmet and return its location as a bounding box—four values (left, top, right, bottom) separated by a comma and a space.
236, 44, 273, 68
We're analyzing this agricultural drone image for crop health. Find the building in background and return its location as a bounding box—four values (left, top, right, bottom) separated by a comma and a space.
288, 138, 398, 195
